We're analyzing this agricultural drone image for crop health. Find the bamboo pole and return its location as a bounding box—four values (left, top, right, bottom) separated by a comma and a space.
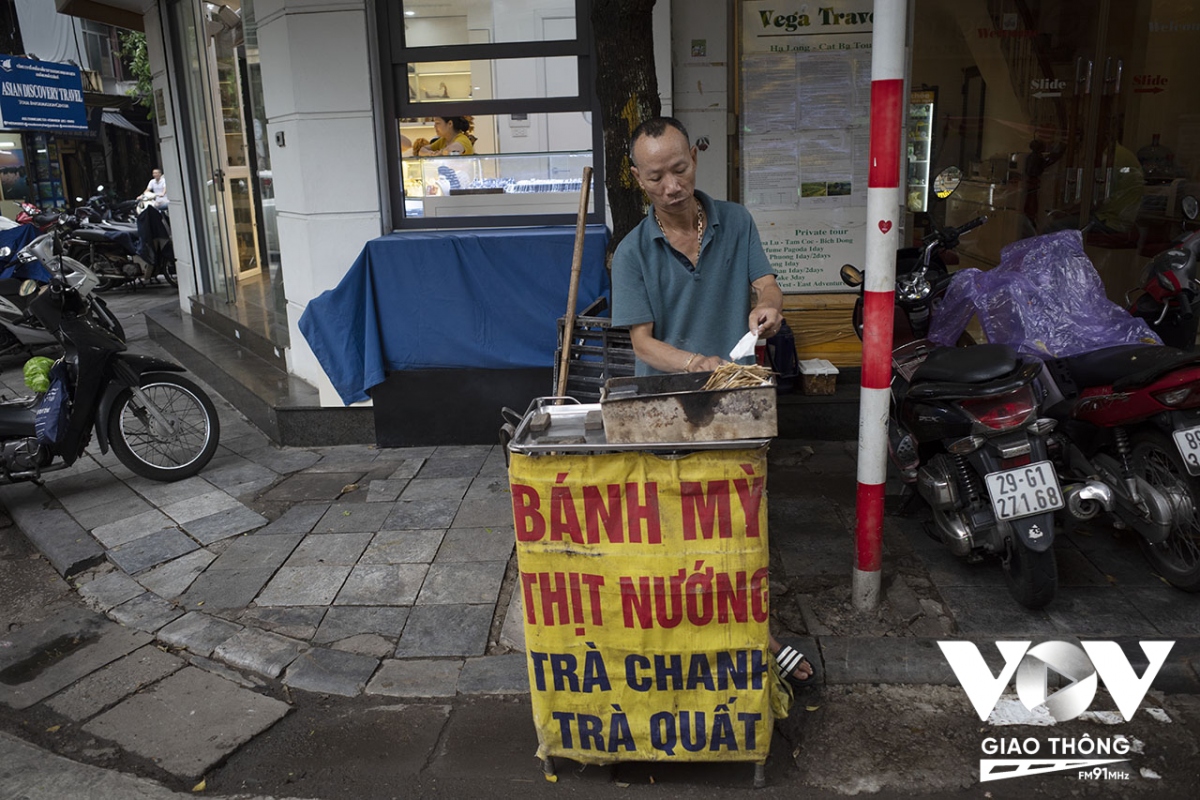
555, 166, 594, 402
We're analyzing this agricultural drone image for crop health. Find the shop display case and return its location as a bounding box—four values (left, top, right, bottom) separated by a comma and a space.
401, 151, 594, 218
907, 90, 935, 213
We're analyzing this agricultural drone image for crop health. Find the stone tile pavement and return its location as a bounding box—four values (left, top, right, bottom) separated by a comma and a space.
0, 425, 528, 701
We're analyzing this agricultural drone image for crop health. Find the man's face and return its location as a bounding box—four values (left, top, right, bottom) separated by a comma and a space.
152, 169, 162, 180
630, 127, 698, 216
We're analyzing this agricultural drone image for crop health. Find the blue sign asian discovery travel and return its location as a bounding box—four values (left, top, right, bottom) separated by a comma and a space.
0, 56, 88, 133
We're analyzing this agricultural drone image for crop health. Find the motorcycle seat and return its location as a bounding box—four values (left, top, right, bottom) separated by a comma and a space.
70, 228, 116, 243
910, 343, 1019, 385
1052, 344, 1200, 392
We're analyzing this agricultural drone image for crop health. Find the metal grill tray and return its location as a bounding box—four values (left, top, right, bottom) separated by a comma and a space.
507, 397, 770, 455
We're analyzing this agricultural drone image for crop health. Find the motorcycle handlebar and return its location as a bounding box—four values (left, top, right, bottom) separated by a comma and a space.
955, 215, 988, 236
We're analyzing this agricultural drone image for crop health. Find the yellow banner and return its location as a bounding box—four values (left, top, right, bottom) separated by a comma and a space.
509, 447, 774, 763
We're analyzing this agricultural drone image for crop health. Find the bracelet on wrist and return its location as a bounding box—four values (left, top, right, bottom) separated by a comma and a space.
683, 353, 698, 372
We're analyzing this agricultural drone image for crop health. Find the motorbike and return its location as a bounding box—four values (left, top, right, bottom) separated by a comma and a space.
841, 168, 1063, 608
65, 200, 176, 291
0, 220, 125, 356
0, 216, 219, 483
1041, 341, 1200, 592
72, 185, 139, 225
1127, 195, 1200, 350
15, 201, 61, 233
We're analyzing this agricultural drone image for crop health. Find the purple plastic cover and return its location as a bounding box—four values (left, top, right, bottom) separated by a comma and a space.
928, 229, 1161, 357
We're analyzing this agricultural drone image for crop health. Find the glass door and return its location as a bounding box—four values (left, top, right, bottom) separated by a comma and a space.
210, 20, 263, 284
912, 0, 1200, 305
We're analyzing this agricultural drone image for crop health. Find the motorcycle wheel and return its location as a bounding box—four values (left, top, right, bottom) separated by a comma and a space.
1002, 532, 1058, 609
1129, 430, 1200, 591
108, 373, 220, 482
163, 259, 177, 287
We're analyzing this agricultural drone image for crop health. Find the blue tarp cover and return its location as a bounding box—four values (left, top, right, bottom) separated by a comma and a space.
300, 225, 611, 404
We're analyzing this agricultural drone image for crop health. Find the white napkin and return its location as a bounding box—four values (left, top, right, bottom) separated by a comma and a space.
728, 328, 760, 361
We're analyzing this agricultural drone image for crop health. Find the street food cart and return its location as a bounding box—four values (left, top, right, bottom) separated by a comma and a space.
507, 371, 783, 786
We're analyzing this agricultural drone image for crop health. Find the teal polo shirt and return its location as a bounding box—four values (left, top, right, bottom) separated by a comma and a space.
611, 190, 776, 376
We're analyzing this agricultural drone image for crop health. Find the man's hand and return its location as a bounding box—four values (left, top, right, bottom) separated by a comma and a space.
749, 274, 785, 338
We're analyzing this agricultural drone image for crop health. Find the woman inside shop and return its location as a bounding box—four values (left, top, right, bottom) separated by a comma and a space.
412, 117, 476, 156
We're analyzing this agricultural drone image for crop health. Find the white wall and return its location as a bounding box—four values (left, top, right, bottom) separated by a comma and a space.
252, 0, 385, 402
670, 0, 729, 200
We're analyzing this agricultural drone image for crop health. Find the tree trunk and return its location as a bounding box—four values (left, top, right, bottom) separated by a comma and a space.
592, 0, 660, 256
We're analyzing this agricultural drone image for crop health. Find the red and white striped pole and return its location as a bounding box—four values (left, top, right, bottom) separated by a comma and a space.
854, 0, 908, 611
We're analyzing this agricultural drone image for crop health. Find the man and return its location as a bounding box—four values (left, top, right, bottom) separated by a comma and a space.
611, 116, 813, 688
145, 168, 168, 209
612, 117, 784, 375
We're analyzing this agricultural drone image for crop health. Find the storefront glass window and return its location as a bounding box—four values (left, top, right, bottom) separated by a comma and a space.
381, 0, 600, 228
401, 0, 576, 48
911, 0, 1200, 306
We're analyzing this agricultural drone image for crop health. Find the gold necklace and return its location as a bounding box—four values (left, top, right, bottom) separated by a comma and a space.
655, 199, 704, 264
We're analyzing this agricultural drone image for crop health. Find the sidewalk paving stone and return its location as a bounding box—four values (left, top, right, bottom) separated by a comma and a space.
283, 647, 380, 697
252, 502, 329, 535
183, 505, 270, 544
434, 526, 515, 563
256, 565, 353, 606
177, 566, 276, 610
125, 474, 215, 507
498, 591, 525, 652
360, 529, 444, 564
451, 493, 514, 529
209, 532, 303, 570
937, 585, 1059, 636
330, 634, 394, 658
81, 666, 291, 779
313, 606, 411, 643
77, 571, 145, 611
90, 509, 176, 548
9, 506, 104, 577
367, 658, 463, 698
70, 495, 154, 532
399, 476, 473, 502
457, 654, 529, 695
335, 563, 428, 606
385, 457, 426, 480
416, 457, 484, 479
107, 528, 198, 575
240, 607, 326, 639
394, 604, 492, 658
44, 645, 184, 721
417, 561, 506, 606
48, 470, 139, 515
240, 444, 321, 474
212, 628, 307, 678
375, 445, 437, 460
135, 549, 217, 600
285, 532, 373, 566
434, 445, 493, 460
367, 479, 407, 502
1045, 587, 1158, 636
201, 459, 278, 493
0, 608, 151, 710
161, 490, 243, 525
312, 502, 395, 533
307, 448, 381, 474
384, 497, 460, 530
109, 592, 184, 632
157, 611, 244, 657
1119, 586, 1200, 636
258, 472, 364, 503
821, 637, 954, 685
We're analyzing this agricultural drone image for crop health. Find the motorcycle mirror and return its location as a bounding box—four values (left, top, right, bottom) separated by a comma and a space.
19, 279, 39, 297
75, 197, 83, 203
840, 264, 865, 288
933, 167, 963, 200
1183, 195, 1199, 221
0, 247, 9, 258
96, 185, 104, 192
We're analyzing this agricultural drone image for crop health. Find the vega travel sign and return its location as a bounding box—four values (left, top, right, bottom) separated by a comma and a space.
0, 55, 89, 133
